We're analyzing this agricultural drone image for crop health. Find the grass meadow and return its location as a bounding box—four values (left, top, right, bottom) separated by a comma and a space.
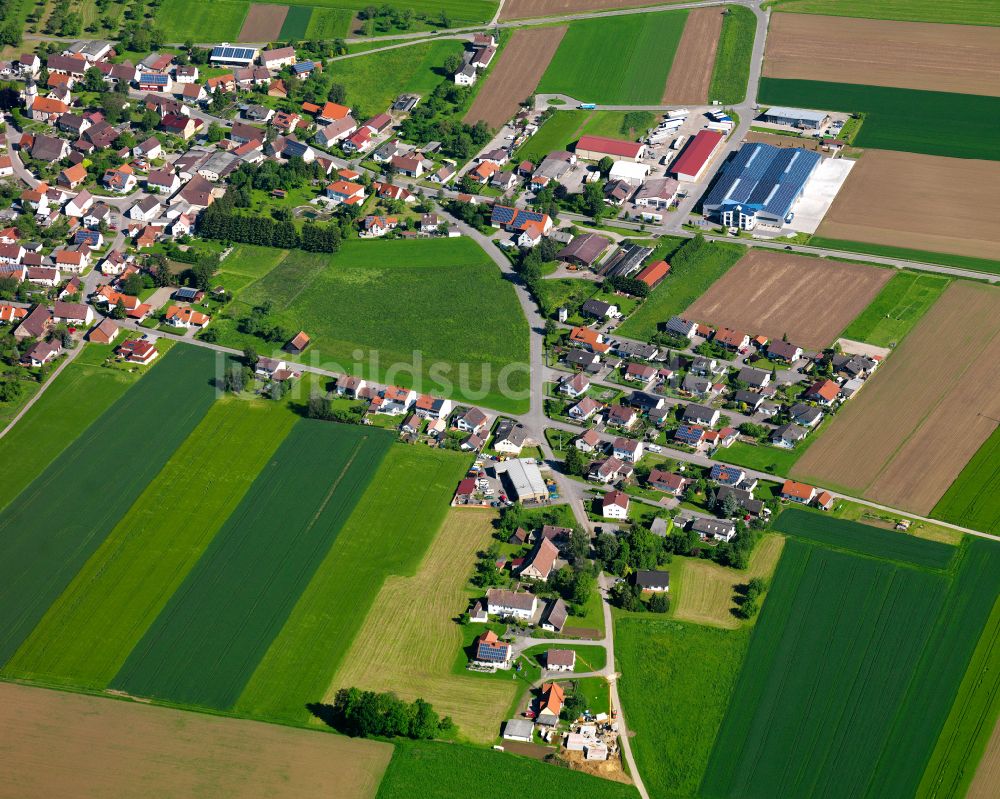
615, 239, 744, 340
616, 617, 750, 798
213, 238, 531, 413
841, 271, 950, 347
708, 5, 756, 104
537, 11, 689, 104
279, 5, 313, 38
759, 78, 1000, 161
767, 0, 1000, 27
236, 445, 471, 724
0, 346, 217, 668
932, 427, 1000, 535
814, 238, 1000, 275
154, 0, 249, 41
376, 739, 637, 799
111, 422, 392, 709
514, 110, 633, 163
0, 343, 153, 510
306, 7, 353, 38
2, 398, 298, 689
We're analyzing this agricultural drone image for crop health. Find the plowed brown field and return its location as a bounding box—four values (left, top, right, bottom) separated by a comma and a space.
0, 682, 391, 799
684, 249, 891, 349
793, 281, 1000, 515
465, 27, 567, 128
764, 14, 1000, 97
239, 4, 287, 42
817, 150, 1000, 260
500, 0, 687, 21
662, 7, 724, 103
968, 720, 1000, 799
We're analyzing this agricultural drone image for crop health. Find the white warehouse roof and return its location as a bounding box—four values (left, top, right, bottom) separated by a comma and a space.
763, 106, 828, 124
609, 161, 650, 182
493, 458, 547, 501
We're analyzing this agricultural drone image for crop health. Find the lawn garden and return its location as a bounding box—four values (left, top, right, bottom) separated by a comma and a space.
840, 271, 950, 347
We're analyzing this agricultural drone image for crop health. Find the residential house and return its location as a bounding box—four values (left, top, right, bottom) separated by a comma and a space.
709, 463, 746, 487
559, 372, 590, 398
665, 316, 698, 339
804, 379, 840, 406
674, 424, 707, 449
325, 179, 366, 205
602, 489, 630, 519
683, 403, 719, 427
485, 588, 537, 620
164, 305, 210, 329
103, 165, 137, 193
612, 436, 643, 463
455, 407, 489, 435
780, 479, 816, 504
53, 249, 88, 274
649, 469, 689, 496
57, 163, 87, 189
160, 113, 200, 139
581, 299, 618, 320
624, 362, 656, 383
260, 46, 296, 70
541, 598, 569, 633
815, 490, 835, 511
22, 339, 63, 367
635, 569, 670, 592
520, 537, 559, 581
768, 340, 802, 363
772, 422, 808, 448
53, 300, 93, 326
589, 456, 630, 484
14, 304, 53, 340
606, 404, 638, 429
568, 396, 602, 422
692, 517, 737, 543
127, 194, 162, 222
546, 649, 576, 672
737, 366, 770, 389
536, 682, 564, 726
789, 403, 823, 428
146, 168, 180, 195
117, 336, 159, 364
473, 630, 511, 667
30, 133, 69, 162
575, 428, 602, 453
359, 214, 398, 238
714, 327, 749, 351
493, 419, 531, 455
315, 116, 358, 147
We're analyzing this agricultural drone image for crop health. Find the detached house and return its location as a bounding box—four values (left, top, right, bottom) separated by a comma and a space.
103, 165, 137, 193
781, 479, 816, 504
602, 489, 630, 519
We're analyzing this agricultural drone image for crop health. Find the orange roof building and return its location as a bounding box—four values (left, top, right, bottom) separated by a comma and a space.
635, 259, 670, 288
165, 305, 210, 327
781, 480, 816, 503
537, 682, 565, 721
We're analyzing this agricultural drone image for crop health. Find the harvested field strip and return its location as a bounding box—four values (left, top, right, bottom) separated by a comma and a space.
814, 150, 1000, 262
3, 398, 297, 689
329, 509, 517, 743
765, 14, 1000, 97
968, 720, 1000, 799
773, 507, 956, 570
537, 10, 688, 104
684, 249, 891, 349
759, 78, 1000, 161
793, 281, 1000, 515
500, 0, 689, 21
279, 5, 312, 39
0, 343, 150, 511
932, 427, 1000, 536
811, 237, 1000, 275
464, 27, 566, 129
377, 739, 637, 798
239, 3, 287, 42
111, 422, 392, 709
662, 7, 724, 104
703, 540, 951, 798
766, 0, 1000, 28
1, 683, 392, 799
0, 345, 216, 668
617, 616, 750, 798
708, 4, 755, 104
236, 445, 471, 724
841, 271, 950, 348
918, 594, 1000, 799
674, 534, 784, 629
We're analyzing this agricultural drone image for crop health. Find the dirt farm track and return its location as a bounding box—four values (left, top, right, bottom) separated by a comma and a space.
499, 0, 686, 22
465, 27, 566, 129
764, 14, 1000, 97
816, 150, 1000, 261
0, 682, 392, 799
793, 281, 1000, 515
662, 7, 723, 104
684, 249, 891, 350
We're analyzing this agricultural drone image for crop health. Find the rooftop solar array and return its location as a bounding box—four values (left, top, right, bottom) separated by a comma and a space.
139, 73, 169, 84
491, 206, 545, 228
211, 46, 257, 61
703, 143, 821, 220
291, 61, 315, 73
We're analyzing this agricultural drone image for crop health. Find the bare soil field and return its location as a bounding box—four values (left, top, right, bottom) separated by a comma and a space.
968, 719, 1000, 799
239, 4, 287, 42
325, 509, 518, 743
500, 0, 687, 21
684, 249, 891, 349
764, 14, 1000, 97
746, 129, 823, 152
793, 281, 1000, 515
662, 7, 724, 103
465, 27, 566, 128
0, 682, 391, 799
817, 150, 1000, 260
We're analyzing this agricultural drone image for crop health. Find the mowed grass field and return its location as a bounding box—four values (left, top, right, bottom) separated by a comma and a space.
154, 0, 249, 41
213, 238, 531, 413
537, 10, 689, 104
330, 509, 518, 742
811, 236, 1000, 275
376, 739, 637, 799
279, 5, 313, 38
2, 683, 393, 799
703, 535, 1000, 799
515, 110, 637, 163
708, 4, 756, 104
932, 427, 1000, 536
759, 78, 1000, 161
236, 445, 471, 724
0, 342, 158, 510
0, 345, 217, 668
2, 398, 298, 689
841, 271, 950, 347
768, 0, 1000, 27
111, 422, 392, 709
617, 617, 750, 798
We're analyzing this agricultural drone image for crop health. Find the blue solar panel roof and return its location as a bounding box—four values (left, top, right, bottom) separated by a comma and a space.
211, 46, 256, 61
292, 61, 315, 73
704, 143, 820, 220
140, 73, 169, 84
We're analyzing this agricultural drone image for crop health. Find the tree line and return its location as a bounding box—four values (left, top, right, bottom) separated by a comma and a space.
311, 688, 451, 739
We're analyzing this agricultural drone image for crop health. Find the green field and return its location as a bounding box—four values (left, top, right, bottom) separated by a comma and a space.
2, 398, 298, 689
0, 344, 153, 511
537, 11, 689, 104
329, 40, 464, 118
932, 427, 1000, 535
708, 5, 756, 104
154, 0, 249, 42
715, 436, 816, 476
236, 444, 470, 723
617, 618, 749, 798
212, 238, 531, 413
759, 79, 1000, 161
111, 422, 392, 709
514, 110, 590, 163
840, 271, 950, 347
812, 237, 1000, 275
768, 0, 1000, 27
306, 7, 353, 38
615, 239, 745, 340
703, 536, 1000, 798
0, 346, 216, 668
279, 5, 313, 38
773, 507, 956, 570
376, 740, 637, 798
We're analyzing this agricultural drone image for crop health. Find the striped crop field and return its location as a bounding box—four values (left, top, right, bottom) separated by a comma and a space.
111, 422, 392, 710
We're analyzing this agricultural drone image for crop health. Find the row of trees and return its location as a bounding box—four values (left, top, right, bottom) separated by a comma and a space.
321, 688, 449, 739
398, 83, 492, 160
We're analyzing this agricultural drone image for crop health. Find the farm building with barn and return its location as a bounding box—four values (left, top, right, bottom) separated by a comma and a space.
669, 130, 724, 181
575, 134, 646, 162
